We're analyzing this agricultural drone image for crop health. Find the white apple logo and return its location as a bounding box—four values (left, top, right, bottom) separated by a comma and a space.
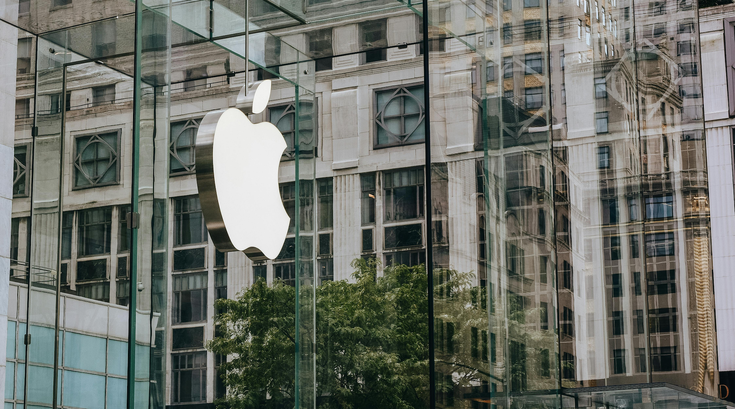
195, 80, 290, 261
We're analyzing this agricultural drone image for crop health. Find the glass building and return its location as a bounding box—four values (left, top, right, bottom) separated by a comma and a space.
0, 0, 732, 407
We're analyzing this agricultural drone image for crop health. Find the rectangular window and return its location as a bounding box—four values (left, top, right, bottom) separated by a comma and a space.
651, 346, 678, 371
383, 168, 424, 221
635, 310, 646, 334
649, 308, 677, 333
361, 173, 376, 225
169, 119, 200, 175
649, 1, 665, 15
595, 112, 609, 134
540, 302, 548, 330
633, 272, 643, 296
524, 87, 543, 110
631, 235, 640, 259
594, 77, 607, 98
77, 282, 109, 302
562, 353, 575, 379
561, 307, 574, 336
645, 195, 673, 219
253, 264, 267, 283
679, 84, 701, 99
308, 28, 333, 71
602, 198, 619, 224
677, 41, 694, 56
92, 20, 116, 57
680, 62, 698, 77
17, 38, 31, 74
645, 232, 675, 257
173, 273, 208, 323
385, 224, 423, 249
172, 352, 207, 403
92, 85, 115, 106
678, 19, 694, 33
613, 349, 626, 374
504, 0, 512, 10
486, 62, 496, 82
78, 207, 112, 256
611, 273, 623, 297
360, 20, 387, 63
525, 0, 540, 7
524, 20, 542, 41
316, 178, 334, 230
525, 53, 543, 75
116, 280, 130, 306
74, 131, 120, 188
12, 145, 28, 197
375, 85, 425, 147
562, 260, 572, 289
503, 23, 513, 44
215, 270, 227, 301
172, 327, 204, 350
598, 146, 610, 168
612, 310, 625, 335
609, 236, 621, 260
174, 197, 207, 246
648, 270, 676, 295
503, 56, 513, 78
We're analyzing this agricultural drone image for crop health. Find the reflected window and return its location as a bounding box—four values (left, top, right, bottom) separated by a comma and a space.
383, 168, 424, 221
503, 23, 513, 44
651, 347, 678, 371
504, 0, 512, 10
172, 352, 207, 403
52, 0, 71, 7
74, 131, 119, 188
78, 207, 112, 257
602, 198, 618, 224
374, 85, 425, 147
598, 146, 610, 169
525, 0, 540, 7
269, 101, 316, 159
184, 67, 207, 92
93, 20, 116, 57
253, 265, 267, 282
503, 56, 513, 78
318, 178, 333, 229
628, 197, 640, 221
594, 77, 607, 98
595, 112, 609, 134
613, 349, 626, 374
17, 38, 31, 74
361, 173, 376, 225
174, 196, 207, 246
680, 62, 698, 77
611, 273, 623, 297
10, 218, 20, 263
524, 53, 543, 74
631, 235, 640, 259
645, 232, 674, 257
649, 308, 677, 333
359, 20, 387, 63
308, 29, 333, 71
15, 99, 30, 119
169, 119, 200, 175
281, 181, 314, 233
561, 307, 574, 336
524, 20, 542, 41
524, 87, 543, 110
647, 270, 676, 295
77, 282, 109, 302
173, 273, 208, 323
677, 41, 694, 56
12, 145, 28, 197
486, 61, 496, 82
116, 280, 129, 306
19, 0, 29, 14
92, 85, 115, 106
678, 19, 695, 33
649, 1, 666, 15
612, 311, 625, 335
645, 195, 673, 219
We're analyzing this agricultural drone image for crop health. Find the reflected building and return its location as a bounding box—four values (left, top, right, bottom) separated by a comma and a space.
0, 0, 731, 408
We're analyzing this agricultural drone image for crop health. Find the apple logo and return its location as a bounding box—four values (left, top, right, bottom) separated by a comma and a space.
195, 80, 290, 261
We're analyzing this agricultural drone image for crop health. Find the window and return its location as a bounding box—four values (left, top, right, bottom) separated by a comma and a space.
253, 264, 267, 282
608, 236, 621, 260
628, 198, 640, 221
612, 310, 625, 335
649, 308, 677, 333
361, 173, 376, 225
17, 38, 31, 74
649, 1, 665, 15
524, 87, 543, 110
52, 0, 72, 6
77, 282, 109, 302
645, 232, 675, 257
268, 101, 316, 159
504, 0, 512, 10
318, 178, 333, 229
611, 273, 623, 297
360, 20, 387, 63
525, 53, 543, 75
679, 84, 701, 100
174, 197, 207, 246
613, 349, 626, 374
486, 62, 496, 82
374, 86, 425, 147
651, 347, 678, 371
383, 168, 424, 222
524, 20, 542, 41
118, 205, 131, 253
308, 29, 333, 71
169, 119, 200, 174
631, 235, 640, 259
677, 41, 694, 56
680, 62, 698, 77
635, 310, 646, 334
595, 112, 609, 133
561, 261, 572, 289
10, 218, 20, 262
678, 19, 694, 33
12, 145, 29, 197
503, 23, 513, 44
172, 352, 207, 403
19, 0, 29, 14
78, 207, 112, 257
15, 99, 30, 119
633, 272, 643, 296
598, 146, 610, 169
184, 67, 207, 92
645, 195, 673, 219
562, 353, 575, 379
215, 270, 227, 301
602, 198, 618, 224
594, 77, 607, 98
92, 85, 115, 106
503, 56, 513, 78
93, 20, 116, 57
561, 307, 574, 336
525, 0, 539, 6
173, 273, 208, 323
73, 131, 119, 188
540, 302, 548, 330
647, 270, 676, 295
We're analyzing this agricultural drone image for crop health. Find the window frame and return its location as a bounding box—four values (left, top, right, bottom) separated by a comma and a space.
373, 84, 426, 149
169, 118, 202, 175
72, 129, 121, 190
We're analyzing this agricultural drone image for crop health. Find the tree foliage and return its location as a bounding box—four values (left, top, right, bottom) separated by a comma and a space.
208, 259, 431, 409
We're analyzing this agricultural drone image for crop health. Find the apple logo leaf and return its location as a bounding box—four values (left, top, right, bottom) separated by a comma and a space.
195, 79, 290, 261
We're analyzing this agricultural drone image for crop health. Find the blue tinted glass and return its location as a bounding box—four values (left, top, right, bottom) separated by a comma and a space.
16, 364, 24, 400
5, 361, 14, 399
108, 339, 127, 376
28, 326, 55, 365
27, 365, 53, 404
135, 381, 149, 408
5, 403, 13, 409
7, 321, 16, 359
64, 332, 106, 373
17, 323, 25, 360
63, 370, 105, 409
107, 377, 127, 409
135, 344, 150, 379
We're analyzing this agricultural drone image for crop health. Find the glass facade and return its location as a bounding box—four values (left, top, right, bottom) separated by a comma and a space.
0, 0, 732, 408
